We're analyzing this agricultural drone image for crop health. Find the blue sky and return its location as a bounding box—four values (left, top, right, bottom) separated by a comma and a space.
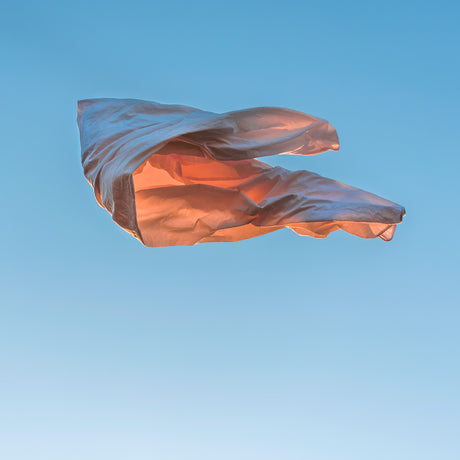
1, 1, 459, 459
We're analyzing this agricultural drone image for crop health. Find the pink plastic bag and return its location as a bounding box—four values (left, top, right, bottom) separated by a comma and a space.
78, 98, 405, 247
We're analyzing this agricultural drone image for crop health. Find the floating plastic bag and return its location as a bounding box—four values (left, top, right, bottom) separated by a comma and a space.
77, 98, 405, 247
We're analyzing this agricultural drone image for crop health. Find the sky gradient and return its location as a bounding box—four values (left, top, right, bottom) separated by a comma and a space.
1, 1, 459, 459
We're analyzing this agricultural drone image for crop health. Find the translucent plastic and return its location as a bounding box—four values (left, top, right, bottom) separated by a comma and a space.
78, 98, 405, 247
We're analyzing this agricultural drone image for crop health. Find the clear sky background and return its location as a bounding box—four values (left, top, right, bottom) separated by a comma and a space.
1, 1, 459, 459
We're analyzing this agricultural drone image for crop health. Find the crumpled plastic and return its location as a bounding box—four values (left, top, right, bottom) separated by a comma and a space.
77, 98, 405, 247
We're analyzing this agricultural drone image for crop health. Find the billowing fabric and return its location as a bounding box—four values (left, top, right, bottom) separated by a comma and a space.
77, 98, 405, 247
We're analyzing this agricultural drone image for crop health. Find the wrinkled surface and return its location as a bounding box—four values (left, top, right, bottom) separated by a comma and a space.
77, 98, 405, 247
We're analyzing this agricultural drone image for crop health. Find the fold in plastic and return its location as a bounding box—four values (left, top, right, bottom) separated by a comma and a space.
77, 98, 405, 247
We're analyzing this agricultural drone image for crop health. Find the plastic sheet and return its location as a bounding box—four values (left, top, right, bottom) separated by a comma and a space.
77, 98, 405, 247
